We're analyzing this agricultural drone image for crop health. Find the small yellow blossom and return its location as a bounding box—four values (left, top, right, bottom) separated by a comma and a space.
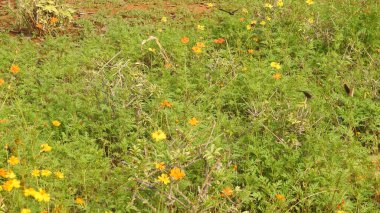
241, 8, 248, 14
54, 171, 64, 179
277, 0, 284, 7
75, 197, 85, 205
34, 189, 50, 202
192, 46, 202, 54
270, 62, 282, 70
2, 179, 20, 191
246, 24, 253, 30
5, 170, 16, 179
155, 162, 166, 171
197, 25, 205, 31
206, 3, 215, 8
161, 16, 167, 23
260, 21, 266, 26
21, 209, 31, 213
24, 188, 37, 197
248, 49, 254, 54
40, 143, 52, 152
41, 170, 52, 177
169, 167, 186, 180
188, 117, 199, 126
0, 168, 7, 178
308, 18, 314, 24
52, 120, 61, 127
31, 169, 41, 177
264, 3, 273, 9
8, 156, 19, 166
148, 48, 156, 53
157, 173, 170, 184
306, 0, 314, 5
151, 130, 167, 142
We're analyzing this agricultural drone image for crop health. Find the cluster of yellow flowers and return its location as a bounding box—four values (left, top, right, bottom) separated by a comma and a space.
156, 165, 186, 185
24, 188, 50, 202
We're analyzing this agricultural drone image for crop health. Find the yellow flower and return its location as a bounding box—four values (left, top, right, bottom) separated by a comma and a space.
52, 120, 61, 127
151, 130, 167, 142
5, 170, 16, 179
266, 16, 272, 21
54, 171, 64, 179
21, 209, 31, 213
2, 179, 20, 191
241, 8, 248, 14
41, 170, 52, 177
306, 0, 314, 5
24, 187, 37, 197
8, 156, 19, 166
264, 3, 273, 9
195, 42, 205, 48
148, 48, 156, 53
31, 169, 41, 177
246, 24, 253, 30
272, 73, 282, 80
155, 162, 165, 171
192, 46, 202, 54
0, 78, 4, 86
197, 25, 205, 31
260, 21, 266, 26
308, 18, 314, 24
34, 189, 50, 202
276, 194, 286, 201
206, 3, 215, 8
247, 49, 254, 54
277, 0, 284, 7
161, 16, 167, 23
157, 174, 170, 184
188, 117, 199, 126
337, 211, 346, 213
270, 62, 282, 70
10, 65, 20, 74
40, 143, 52, 152
169, 167, 186, 180
75, 197, 85, 205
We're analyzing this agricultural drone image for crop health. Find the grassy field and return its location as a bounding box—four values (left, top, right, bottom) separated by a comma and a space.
0, 0, 379, 212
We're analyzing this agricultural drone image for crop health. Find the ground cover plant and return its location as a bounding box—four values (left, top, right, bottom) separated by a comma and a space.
0, 0, 379, 212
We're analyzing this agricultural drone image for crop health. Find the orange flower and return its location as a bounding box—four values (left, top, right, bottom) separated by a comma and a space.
181, 37, 190, 44
221, 187, 233, 197
10, 65, 20, 74
169, 167, 186, 180
160, 100, 173, 108
165, 63, 172, 69
239, 18, 246, 22
36, 23, 43, 29
272, 73, 282, 80
75, 197, 85, 205
0, 119, 9, 124
214, 38, 225, 44
377, 49, 380, 53
50, 17, 59, 24
275, 194, 286, 201
0, 168, 7, 178
233, 164, 238, 171
0, 78, 4, 86
188, 117, 199, 126
247, 49, 254, 54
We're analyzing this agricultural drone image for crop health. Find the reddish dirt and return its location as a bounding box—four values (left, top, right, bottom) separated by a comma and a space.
0, 1, 210, 35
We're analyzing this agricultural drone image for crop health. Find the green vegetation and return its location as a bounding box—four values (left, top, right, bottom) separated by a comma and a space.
0, 0, 379, 212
